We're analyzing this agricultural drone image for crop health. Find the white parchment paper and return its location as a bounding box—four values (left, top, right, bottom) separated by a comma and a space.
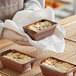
4, 7, 66, 53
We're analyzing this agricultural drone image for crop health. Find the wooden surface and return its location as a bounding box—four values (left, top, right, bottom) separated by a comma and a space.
58, 15, 76, 25
0, 40, 14, 50
64, 21, 76, 42
0, 40, 76, 76
0, 15, 76, 76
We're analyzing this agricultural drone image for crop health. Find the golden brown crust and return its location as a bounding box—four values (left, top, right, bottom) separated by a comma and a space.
26, 21, 52, 32
3, 52, 33, 64
42, 58, 75, 72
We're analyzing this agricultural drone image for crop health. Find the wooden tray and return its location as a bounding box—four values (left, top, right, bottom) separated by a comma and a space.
0, 39, 76, 76
64, 21, 76, 42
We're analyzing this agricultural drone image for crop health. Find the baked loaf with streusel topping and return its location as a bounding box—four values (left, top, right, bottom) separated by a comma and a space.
26, 21, 52, 32
42, 58, 75, 72
3, 52, 33, 64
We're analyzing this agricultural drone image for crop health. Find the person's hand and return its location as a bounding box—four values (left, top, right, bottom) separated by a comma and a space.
1, 28, 32, 46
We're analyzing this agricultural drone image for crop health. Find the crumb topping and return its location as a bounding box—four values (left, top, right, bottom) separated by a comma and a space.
42, 58, 75, 72
3, 52, 33, 64
27, 21, 52, 32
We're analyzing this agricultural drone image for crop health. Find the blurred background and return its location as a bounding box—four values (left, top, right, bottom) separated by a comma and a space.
45, 0, 76, 21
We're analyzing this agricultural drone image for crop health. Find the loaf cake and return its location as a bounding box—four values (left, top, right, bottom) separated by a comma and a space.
3, 52, 33, 64
42, 58, 75, 72
26, 21, 52, 32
